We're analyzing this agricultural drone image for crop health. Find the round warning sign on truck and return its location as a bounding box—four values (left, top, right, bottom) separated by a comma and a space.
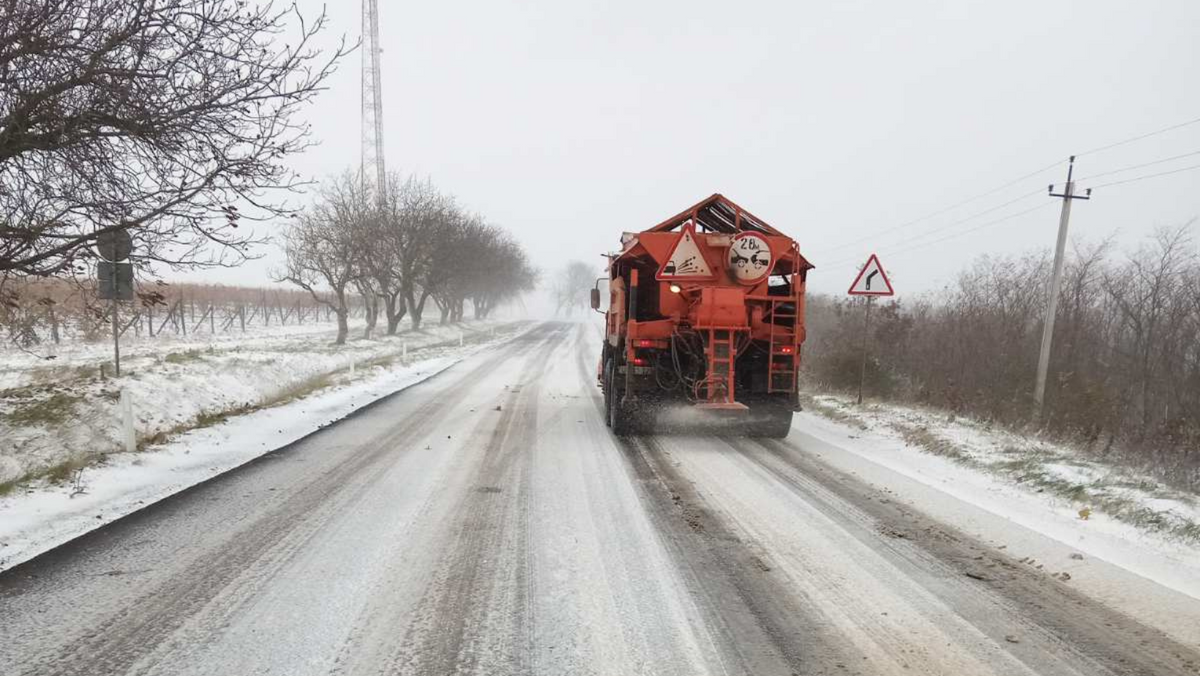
727, 232, 772, 284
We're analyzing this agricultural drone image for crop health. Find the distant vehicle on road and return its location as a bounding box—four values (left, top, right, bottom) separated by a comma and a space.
593, 194, 813, 437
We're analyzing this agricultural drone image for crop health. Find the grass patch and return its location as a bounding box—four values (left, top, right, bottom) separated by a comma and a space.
1, 391, 85, 426
800, 393, 870, 430
162, 349, 206, 365
43, 457, 93, 485
0, 476, 26, 497
0, 455, 106, 496
138, 374, 335, 452
892, 423, 977, 465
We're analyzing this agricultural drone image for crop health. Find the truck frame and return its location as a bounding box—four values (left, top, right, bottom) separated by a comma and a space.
593, 194, 813, 437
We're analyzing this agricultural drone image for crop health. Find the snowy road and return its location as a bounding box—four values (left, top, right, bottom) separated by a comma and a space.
2, 322, 1198, 676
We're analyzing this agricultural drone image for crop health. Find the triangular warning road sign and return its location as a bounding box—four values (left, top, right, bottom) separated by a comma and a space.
848, 254, 894, 296
656, 221, 714, 281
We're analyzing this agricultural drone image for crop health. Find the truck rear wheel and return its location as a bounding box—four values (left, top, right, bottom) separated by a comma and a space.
609, 385, 634, 436
602, 359, 614, 428
751, 406, 793, 439
604, 358, 634, 435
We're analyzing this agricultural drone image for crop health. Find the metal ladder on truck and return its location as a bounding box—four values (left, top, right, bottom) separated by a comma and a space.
698, 328, 744, 408
766, 299, 797, 393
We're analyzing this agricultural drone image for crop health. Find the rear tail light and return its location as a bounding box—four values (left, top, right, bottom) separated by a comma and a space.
632, 357, 648, 367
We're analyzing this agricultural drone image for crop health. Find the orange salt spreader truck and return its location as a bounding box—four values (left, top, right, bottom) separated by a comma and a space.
590, 194, 814, 437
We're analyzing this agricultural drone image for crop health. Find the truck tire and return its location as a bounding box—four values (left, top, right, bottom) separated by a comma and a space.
607, 364, 635, 436
754, 407, 793, 439
602, 359, 614, 428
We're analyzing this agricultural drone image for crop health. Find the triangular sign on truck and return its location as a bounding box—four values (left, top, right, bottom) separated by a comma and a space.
848, 254, 894, 296
656, 221, 714, 280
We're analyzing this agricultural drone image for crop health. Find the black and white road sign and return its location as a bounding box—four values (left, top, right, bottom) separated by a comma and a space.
98, 261, 135, 301
727, 232, 773, 284
656, 221, 714, 281
848, 254, 894, 296
97, 229, 133, 262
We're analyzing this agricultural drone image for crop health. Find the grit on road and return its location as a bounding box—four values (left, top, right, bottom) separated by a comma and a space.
2, 322, 1198, 676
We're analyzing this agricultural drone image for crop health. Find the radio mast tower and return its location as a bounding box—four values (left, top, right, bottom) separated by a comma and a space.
361, 0, 386, 193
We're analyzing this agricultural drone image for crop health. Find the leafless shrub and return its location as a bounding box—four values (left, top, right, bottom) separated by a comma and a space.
803, 227, 1200, 489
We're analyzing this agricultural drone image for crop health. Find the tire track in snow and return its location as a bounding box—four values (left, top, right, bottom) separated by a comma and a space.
384, 325, 564, 675
730, 436, 1200, 676
616, 434, 870, 675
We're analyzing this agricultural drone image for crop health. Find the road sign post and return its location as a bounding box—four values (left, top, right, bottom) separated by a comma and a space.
97, 230, 135, 377
848, 254, 895, 405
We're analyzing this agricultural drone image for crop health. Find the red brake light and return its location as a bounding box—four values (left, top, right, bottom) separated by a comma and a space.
632, 357, 648, 367
780, 345, 794, 354
636, 339, 654, 348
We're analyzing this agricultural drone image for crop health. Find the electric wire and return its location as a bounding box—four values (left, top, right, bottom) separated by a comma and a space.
821, 188, 1045, 267
1076, 149, 1200, 182
884, 202, 1056, 258
1084, 162, 1200, 190
823, 159, 1065, 253
1075, 113, 1200, 158
824, 202, 1057, 268
818, 112, 1200, 269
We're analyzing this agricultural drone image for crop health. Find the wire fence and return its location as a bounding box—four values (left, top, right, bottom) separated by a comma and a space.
1, 279, 367, 349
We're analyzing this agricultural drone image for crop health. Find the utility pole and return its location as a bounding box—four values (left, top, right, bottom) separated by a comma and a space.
1034, 156, 1091, 417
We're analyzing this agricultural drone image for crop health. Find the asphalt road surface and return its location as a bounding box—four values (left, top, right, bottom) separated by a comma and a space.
3, 322, 1198, 676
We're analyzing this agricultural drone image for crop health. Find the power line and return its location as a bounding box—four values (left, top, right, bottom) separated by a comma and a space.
824, 202, 1056, 268
882, 203, 1057, 260
1084, 162, 1200, 190
822, 112, 1200, 260
1076, 148, 1200, 182
1075, 113, 1200, 158
823, 159, 1065, 253
874, 186, 1045, 251
822, 189, 1046, 266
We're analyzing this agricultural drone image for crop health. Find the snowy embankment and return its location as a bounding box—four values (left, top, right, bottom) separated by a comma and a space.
798, 393, 1200, 601
0, 320, 530, 571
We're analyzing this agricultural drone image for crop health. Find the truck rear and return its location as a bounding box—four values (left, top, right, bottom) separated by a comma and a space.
592, 194, 813, 437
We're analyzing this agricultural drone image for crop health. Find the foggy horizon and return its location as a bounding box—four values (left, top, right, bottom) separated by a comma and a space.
178, 0, 1200, 300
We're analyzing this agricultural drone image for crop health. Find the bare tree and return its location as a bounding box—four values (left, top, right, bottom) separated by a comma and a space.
276, 175, 368, 344
0, 0, 350, 279
1101, 224, 1194, 436
552, 261, 596, 316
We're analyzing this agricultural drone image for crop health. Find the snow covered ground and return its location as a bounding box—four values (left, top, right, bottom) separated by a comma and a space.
798, 393, 1200, 602
0, 317, 518, 486
0, 319, 532, 571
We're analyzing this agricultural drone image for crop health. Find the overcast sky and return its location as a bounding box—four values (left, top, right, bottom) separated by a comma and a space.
191, 0, 1200, 299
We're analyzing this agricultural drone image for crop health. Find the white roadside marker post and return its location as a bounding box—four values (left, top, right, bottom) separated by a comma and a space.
403, 342, 408, 359
119, 389, 136, 453
459, 330, 463, 347
350, 359, 356, 378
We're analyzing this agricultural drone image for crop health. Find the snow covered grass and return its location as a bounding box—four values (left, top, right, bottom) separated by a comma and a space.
801, 392, 1200, 544
0, 319, 523, 490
